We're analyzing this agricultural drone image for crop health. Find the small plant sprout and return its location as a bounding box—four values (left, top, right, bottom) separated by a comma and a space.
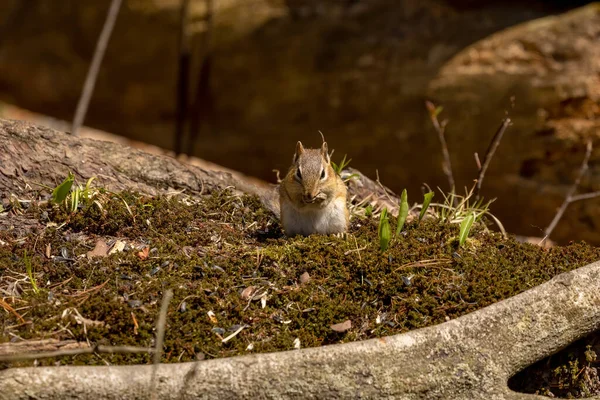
331, 154, 351, 175
50, 173, 104, 214
395, 189, 408, 236
419, 191, 435, 222
23, 250, 39, 294
458, 212, 475, 247
331, 154, 359, 182
431, 184, 506, 237
378, 208, 391, 252
51, 171, 75, 204
364, 204, 373, 218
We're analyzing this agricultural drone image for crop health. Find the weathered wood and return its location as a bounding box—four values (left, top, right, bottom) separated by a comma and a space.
0, 119, 398, 221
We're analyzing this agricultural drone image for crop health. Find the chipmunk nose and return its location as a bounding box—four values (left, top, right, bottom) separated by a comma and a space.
302, 193, 316, 203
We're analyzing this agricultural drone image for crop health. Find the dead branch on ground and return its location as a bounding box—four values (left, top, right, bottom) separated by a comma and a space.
0, 343, 155, 363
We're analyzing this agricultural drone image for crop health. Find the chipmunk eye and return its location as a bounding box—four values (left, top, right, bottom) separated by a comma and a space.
320, 169, 326, 180
296, 168, 302, 180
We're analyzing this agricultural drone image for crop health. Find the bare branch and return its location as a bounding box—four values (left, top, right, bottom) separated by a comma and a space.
71, 0, 122, 136
570, 191, 600, 202
149, 289, 174, 400
0, 345, 156, 363
426, 101, 455, 192
543, 141, 593, 241
474, 118, 511, 200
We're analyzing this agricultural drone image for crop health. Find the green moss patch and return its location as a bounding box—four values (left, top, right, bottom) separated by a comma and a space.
1, 189, 599, 398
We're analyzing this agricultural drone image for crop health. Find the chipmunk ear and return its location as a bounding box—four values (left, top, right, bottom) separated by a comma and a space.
294, 141, 305, 163
321, 142, 330, 163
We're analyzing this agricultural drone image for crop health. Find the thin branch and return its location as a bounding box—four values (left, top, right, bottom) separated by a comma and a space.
426, 101, 455, 192
71, 0, 122, 136
474, 118, 511, 200
149, 289, 174, 400
543, 141, 593, 241
0, 345, 156, 363
174, 0, 192, 155
569, 191, 600, 203
0, 298, 25, 323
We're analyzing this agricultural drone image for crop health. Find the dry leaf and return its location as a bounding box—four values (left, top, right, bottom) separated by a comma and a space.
108, 240, 126, 255
86, 240, 110, 258
137, 247, 150, 260
330, 320, 352, 332
240, 286, 256, 300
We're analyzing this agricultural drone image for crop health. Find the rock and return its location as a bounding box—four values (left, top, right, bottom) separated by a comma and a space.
299, 271, 310, 284
428, 4, 600, 244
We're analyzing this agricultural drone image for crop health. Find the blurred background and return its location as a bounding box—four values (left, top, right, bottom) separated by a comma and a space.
0, 0, 599, 244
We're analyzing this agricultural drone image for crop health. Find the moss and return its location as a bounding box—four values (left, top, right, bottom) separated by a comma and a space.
510, 337, 600, 397
1, 188, 599, 398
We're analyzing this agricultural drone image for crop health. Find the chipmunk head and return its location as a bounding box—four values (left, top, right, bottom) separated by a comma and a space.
290, 141, 335, 205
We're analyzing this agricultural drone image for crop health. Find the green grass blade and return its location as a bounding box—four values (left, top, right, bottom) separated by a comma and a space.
71, 188, 80, 213
51, 171, 74, 204
419, 191, 435, 222
379, 208, 391, 252
24, 250, 39, 294
395, 189, 408, 236
459, 212, 475, 247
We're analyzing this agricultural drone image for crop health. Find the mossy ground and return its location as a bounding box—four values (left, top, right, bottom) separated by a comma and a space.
1, 188, 599, 397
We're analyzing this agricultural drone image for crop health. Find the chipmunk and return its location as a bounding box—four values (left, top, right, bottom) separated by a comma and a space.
279, 141, 349, 236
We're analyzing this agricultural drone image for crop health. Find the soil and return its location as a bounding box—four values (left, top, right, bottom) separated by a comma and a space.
0, 186, 599, 397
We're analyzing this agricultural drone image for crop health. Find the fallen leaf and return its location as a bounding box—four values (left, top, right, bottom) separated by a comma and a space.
330, 320, 352, 332
87, 240, 110, 258
240, 286, 256, 300
299, 272, 310, 284
137, 247, 150, 260
108, 240, 126, 255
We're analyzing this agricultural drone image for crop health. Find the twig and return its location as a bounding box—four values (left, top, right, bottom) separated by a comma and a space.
393, 258, 452, 272
426, 101, 455, 192
149, 289, 174, 400
570, 191, 600, 203
474, 118, 511, 200
221, 325, 246, 343
0, 298, 25, 323
543, 141, 593, 242
63, 279, 109, 297
0, 345, 156, 363
174, 0, 192, 155
71, 0, 122, 136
